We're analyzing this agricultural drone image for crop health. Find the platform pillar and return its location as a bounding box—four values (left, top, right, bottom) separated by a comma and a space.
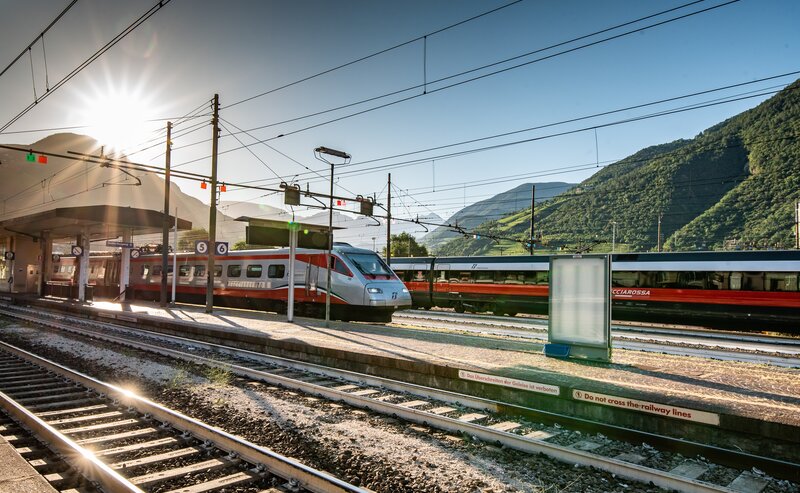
39, 232, 52, 298
77, 231, 89, 302
119, 229, 132, 302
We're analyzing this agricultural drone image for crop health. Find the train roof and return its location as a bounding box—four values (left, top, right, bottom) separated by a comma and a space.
391, 251, 800, 264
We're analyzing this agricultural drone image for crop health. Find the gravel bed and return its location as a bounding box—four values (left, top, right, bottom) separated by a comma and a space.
1, 318, 797, 493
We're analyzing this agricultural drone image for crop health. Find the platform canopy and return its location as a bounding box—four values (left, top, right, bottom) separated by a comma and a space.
0, 205, 192, 242
236, 216, 341, 249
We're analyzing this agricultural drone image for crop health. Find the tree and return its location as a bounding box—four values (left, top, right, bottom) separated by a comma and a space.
382, 232, 428, 257
177, 228, 208, 252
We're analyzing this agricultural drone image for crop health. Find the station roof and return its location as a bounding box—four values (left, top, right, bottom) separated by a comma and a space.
0, 205, 192, 242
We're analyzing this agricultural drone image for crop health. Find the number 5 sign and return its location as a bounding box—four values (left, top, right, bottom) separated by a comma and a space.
195, 240, 209, 255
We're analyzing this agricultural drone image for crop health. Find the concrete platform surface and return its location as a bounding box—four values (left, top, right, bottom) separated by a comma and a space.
0, 434, 57, 493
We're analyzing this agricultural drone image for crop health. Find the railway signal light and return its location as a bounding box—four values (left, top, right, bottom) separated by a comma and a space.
201, 180, 207, 190
356, 195, 374, 216
283, 183, 301, 205
220, 183, 227, 192
25, 150, 47, 163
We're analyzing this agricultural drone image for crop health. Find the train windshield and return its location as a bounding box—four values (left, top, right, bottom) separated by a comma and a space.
345, 253, 394, 280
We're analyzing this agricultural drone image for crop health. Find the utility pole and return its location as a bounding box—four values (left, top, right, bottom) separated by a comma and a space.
611, 221, 617, 253
795, 200, 800, 249
160, 122, 172, 307
386, 173, 392, 263
657, 211, 663, 252
529, 184, 535, 255
205, 94, 219, 314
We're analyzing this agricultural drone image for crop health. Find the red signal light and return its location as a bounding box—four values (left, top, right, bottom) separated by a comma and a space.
200, 180, 207, 190
38, 155, 48, 164
220, 183, 227, 192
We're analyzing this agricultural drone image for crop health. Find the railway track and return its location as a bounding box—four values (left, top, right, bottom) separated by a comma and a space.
391, 310, 800, 366
0, 337, 368, 493
1, 304, 797, 492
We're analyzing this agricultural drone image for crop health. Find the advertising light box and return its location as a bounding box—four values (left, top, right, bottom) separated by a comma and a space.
548, 255, 611, 361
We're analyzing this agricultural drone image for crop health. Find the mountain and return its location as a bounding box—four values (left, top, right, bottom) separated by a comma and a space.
0, 133, 245, 245
437, 79, 800, 255
421, 182, 575, 249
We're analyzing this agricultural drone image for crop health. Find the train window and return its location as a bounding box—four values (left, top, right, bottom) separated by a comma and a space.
331, 258, 350, 276
178, 265, 191, 277
498, 271, 524, 284
413, 270, 426, 282
742, 272, 764, 291
765, 272, 798, 292
708, 272, 729, 290
53, 265, 60, 273
268, 265, 285, 279
246, 264, 263, 278
214, 265, 223, 278
152, 265, 162, 276
613, 272, 638, 287
227, 265, 242, 278
730, 272, 742, 290
474, 271, 493, 283
681, 272, 707, 289
195, 265, 206, 278
434, 270, 450, 282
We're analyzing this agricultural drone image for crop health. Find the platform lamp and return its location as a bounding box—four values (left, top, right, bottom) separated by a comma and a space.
314, 146, 351, 327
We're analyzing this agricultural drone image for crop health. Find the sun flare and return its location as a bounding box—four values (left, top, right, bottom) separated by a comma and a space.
80, 88, 159, 154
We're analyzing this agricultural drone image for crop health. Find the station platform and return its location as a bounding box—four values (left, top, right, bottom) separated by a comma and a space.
1, 294, 798, 462
0, 433, 57, 493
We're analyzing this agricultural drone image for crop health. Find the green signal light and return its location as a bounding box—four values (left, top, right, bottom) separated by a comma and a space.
26, 153, 35, 162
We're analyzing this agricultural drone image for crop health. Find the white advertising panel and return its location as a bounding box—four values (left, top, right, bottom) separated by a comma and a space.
549, 255, 610, 348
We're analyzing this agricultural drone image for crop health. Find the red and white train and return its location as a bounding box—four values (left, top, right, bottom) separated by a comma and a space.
390, 251, 800, 331
50, 244, 411, 322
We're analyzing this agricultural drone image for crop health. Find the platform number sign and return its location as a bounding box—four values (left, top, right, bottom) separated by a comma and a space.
195, 240, 228, 256
71, 245, 84, 256
130, 248, 141, 259
195, 240, 209, 255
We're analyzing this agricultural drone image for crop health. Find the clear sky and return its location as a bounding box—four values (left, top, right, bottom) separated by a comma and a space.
1, 0, 798, 237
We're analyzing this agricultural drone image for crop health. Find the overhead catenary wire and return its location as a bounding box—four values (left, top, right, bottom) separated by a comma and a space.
170, 0, 737, 167
0, 0, 173, 133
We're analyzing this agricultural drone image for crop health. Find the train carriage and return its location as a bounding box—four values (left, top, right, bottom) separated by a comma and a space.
391, 251, 800, 331
50, 244, 411, 322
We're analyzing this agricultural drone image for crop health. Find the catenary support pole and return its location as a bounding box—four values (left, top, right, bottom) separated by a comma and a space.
160, 122, 172, 307
172, 207, 177, 305
206, 95, 219, 313
529, 184, 535, 255
386, 173, 391, 263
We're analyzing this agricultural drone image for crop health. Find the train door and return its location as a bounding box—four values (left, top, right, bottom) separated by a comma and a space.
306, 263, 319, 298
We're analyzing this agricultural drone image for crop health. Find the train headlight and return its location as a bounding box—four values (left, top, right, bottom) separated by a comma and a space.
402, 288, 409, 293
367, 287, 383, 294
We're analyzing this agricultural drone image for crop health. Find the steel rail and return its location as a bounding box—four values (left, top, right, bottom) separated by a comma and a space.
1, 307, 785, 491
0, 390, 144, 493
0, 340, 368, 493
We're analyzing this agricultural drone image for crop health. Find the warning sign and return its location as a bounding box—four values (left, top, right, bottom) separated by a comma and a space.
572, 389, 719, 425
459, 370, 560, 396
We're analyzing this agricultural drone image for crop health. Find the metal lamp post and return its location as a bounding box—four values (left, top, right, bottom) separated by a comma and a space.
314, 146, 351, 327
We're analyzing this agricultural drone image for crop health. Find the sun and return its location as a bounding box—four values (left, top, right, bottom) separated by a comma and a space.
79, 87, 160, 155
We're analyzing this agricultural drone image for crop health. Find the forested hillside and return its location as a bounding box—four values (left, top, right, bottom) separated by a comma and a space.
440, 81, 800, 255
438, 79, 800, 255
